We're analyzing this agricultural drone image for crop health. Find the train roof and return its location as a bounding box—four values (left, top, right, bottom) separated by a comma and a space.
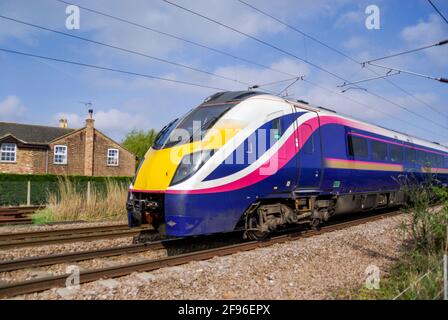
243, 91, 448, 153
200, 91, 447, 153
202, 91, 264, 105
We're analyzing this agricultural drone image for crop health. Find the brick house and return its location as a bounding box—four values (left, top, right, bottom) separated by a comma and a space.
0, 112, 136, 177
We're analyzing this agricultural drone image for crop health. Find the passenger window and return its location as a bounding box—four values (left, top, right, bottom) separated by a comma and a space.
371, 140, 388, 161
417, 151, 429, 166
390, 144, 403, 163
439, 155, 445, 167
405, 148, 416, 163
348, 135, 368, 159
428, 154, 436, 166
430, 154, 443, 167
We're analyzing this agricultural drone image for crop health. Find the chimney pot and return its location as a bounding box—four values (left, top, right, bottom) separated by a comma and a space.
86, 109, 95, 128
59, 119, 68, 128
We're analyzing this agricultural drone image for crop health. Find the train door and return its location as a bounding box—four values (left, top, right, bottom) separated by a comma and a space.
297, 111, 323, 188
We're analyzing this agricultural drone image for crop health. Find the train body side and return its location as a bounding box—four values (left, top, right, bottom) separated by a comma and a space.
127, 93, 448, 237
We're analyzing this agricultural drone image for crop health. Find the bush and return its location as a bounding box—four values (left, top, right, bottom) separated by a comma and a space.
36, 177, 129, 222
399, 177, 448, 254
0, 174, 132, 206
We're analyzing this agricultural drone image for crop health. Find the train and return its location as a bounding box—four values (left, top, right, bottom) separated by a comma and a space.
126, 91, 448, 240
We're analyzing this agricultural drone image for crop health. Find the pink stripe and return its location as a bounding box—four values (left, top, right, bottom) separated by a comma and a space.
168, 117, 319, 194
167, 115, 446, 194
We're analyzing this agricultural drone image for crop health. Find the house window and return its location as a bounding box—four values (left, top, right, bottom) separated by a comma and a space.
0, 143, 17, 162
107, 149, 119, 166
54, 145, 68, 164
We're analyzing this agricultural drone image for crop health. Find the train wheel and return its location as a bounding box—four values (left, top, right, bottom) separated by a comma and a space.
245, 211, 270, 241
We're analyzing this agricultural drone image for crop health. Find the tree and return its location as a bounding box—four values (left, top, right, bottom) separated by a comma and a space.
122, 129, 157, 168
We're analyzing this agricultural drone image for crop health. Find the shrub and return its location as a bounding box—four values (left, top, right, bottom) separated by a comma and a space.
34, 177, 129, 222
0, 173, 131, 206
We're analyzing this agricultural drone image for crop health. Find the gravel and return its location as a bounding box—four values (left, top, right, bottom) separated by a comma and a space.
8, 213, 411, 300
0, 247, 166, 284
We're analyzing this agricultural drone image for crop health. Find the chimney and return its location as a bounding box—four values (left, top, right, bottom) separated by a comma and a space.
59, 119, 68, 128
84, 109, 95, 176
85, 109, 95, 129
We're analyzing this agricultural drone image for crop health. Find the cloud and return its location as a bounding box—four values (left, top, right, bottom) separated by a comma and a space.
0, 0, 64, 45
334, 9, 364, 29
341, 36, 367, 50
0, 95, 27, 122
54, 108, 146, 141
401, 14, 448, 65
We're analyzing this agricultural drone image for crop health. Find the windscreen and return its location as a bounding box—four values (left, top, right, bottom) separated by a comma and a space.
153, 103, 233, 149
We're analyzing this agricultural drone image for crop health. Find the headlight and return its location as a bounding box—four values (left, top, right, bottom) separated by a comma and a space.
170, 149, 215, 186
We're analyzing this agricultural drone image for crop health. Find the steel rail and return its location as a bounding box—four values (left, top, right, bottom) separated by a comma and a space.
0, 232, 240, 272
0, 227, 150, 250
0, 240, 166, 272
0, 206, 43, 225
0, 224, 131, 241
0, 209, 402, 298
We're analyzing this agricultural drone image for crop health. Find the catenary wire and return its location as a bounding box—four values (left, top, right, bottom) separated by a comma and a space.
237, 0, 448, 122
162, 0, 448, 133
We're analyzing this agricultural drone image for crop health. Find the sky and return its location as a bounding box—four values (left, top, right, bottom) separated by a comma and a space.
0, 0, 447, 143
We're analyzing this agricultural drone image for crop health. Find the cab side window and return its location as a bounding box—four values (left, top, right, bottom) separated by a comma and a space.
271, 118, 283, 141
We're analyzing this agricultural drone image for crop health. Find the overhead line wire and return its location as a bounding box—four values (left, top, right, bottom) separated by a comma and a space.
162, 0, 448, 132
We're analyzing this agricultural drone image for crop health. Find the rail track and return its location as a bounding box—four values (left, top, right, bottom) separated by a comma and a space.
0, 208, 403, 299
0, 224, 149, 250
0, 206, 42, 225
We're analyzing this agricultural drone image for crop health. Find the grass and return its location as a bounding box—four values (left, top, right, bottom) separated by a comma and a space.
353, 251, 444, 300
33, 177, 129, 223
347, 181, 448, 300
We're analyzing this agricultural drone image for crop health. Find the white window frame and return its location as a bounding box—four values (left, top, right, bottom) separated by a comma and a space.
0, 143, 17, 163
54, 145, 68, 165
107, 148, 119, 166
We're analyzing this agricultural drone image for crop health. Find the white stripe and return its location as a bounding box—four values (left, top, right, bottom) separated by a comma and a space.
170, 112, 317, 191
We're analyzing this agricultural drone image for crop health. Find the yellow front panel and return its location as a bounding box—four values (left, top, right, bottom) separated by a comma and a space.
132, 124, 241, 192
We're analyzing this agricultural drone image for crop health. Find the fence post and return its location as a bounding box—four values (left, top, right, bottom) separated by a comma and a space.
27, 181, 31, 206
87, 181, 91, 205
445, 226, 448, 301
444, 253, 447, 300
